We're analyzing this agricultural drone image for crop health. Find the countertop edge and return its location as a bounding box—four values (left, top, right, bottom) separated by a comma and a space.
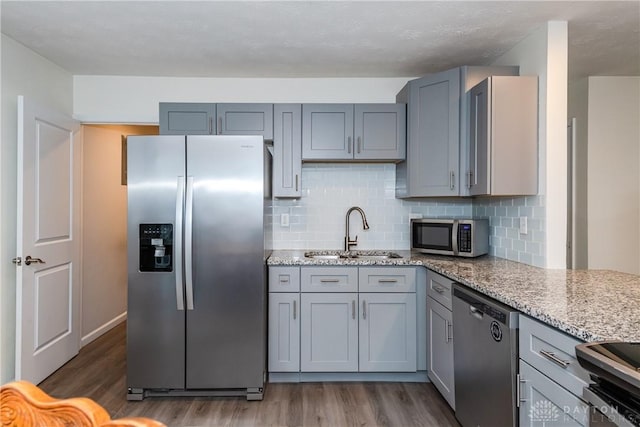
267, 251, 639, 342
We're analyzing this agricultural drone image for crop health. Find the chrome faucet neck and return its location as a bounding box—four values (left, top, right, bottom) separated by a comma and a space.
345, 206, 370, 251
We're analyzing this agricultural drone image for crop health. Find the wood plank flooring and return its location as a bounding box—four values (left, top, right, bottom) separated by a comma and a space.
39, 322, 460, 426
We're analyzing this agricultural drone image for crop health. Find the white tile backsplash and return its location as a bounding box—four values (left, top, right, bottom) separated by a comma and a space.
473, 195, 546, 267
272, 164, 472, 250
272, 164, 546, 268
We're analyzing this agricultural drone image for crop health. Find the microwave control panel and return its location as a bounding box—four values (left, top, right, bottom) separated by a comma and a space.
458, 224, 472, 253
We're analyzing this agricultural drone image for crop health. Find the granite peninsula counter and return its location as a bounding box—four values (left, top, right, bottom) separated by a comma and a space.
267, 250, 640, 343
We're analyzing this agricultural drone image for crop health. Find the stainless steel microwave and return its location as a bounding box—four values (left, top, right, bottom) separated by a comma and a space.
411, 219, 489, 257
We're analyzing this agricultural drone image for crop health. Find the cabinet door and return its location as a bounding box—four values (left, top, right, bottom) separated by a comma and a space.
468, 78, 490, 196
268, 293, 300, 372
359, 293, 417, 372
159, 103, 215, 135
216, 103, 273, 139
406, 68, 460, 196
519, 360, 590, 427
300, 293, 358, 372
427, 297, 455, 409
302, 104, 354, 160
273, 104, 302, 198
354, 104, 406, 160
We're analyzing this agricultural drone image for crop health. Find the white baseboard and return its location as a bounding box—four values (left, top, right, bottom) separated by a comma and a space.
81, 311, 127, 347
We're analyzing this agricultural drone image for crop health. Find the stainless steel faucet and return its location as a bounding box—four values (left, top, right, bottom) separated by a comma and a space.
344, 206, 370, 251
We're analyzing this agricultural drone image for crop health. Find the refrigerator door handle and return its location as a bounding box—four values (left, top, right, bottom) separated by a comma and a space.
174, 176, 185, 311
185, 176, 195, 310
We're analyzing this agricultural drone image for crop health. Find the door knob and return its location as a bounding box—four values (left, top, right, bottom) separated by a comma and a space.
24, 256, 45, 266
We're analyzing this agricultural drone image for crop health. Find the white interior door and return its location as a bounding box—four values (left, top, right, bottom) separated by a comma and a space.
15, 96, 81, 384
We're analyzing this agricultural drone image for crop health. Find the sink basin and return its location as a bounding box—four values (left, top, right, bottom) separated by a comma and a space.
304, 251, 402, 260
304, 254, 342, 260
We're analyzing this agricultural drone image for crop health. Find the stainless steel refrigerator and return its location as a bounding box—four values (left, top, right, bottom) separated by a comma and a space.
126, 135, 271, 401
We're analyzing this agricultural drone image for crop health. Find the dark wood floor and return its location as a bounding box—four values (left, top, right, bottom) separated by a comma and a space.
39, 322, 460, 426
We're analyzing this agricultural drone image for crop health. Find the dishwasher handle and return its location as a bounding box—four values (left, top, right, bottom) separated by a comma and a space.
469, 305, 484, 320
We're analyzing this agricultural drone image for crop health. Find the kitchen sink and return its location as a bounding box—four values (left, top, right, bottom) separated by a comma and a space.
304, 251, 402, 260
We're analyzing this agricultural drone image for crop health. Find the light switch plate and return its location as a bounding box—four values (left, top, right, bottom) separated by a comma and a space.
519, 216, 528, 234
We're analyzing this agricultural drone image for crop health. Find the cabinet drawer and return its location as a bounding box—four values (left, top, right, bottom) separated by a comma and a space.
269, 267, 300, 292
519, 360, 589, 427
301, 267, 358, 292
426, 270, 455, 310
519, 315, 590, 397
359, 267, 416, 292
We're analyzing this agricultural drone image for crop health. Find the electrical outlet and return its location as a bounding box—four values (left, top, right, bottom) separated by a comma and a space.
280, 213, 289, 227
519, 216, 528, 234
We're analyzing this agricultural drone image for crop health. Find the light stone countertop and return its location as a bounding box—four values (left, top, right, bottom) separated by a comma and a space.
267, 250, 640, 342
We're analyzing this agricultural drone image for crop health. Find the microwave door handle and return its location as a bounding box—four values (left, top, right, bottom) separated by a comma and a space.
452, 220, 459, 255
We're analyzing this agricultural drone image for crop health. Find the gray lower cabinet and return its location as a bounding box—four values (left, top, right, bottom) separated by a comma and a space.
427, 296, 455, 409
268, 293, 300, 372
273, 104, 302, 198
359, 292, 416, 372
426, 269, 455, 409
396, 65, 518, 198
302, 104, 406, 161
268, 267, 301, 373
468, 76, 538, 196
269, 265, 420, 375
216, 103, 273, 139
159, 102, 216, 135
518, 315, 592, 427
519, 360, 589, 427
300, 292, 359, 372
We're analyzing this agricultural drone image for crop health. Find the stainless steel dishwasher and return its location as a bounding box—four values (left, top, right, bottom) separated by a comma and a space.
452, 284, 519, 427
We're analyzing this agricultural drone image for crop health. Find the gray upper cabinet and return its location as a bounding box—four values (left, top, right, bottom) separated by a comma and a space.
302, 104, 354, 160
354, 104, 406, 160
273, 104, 302, 198
396, 66, 519, 198
216, 103, 273, 140
468, 76, 538, 196
159, 102, 216, 135
302, 104, 406, 161
397, 68, 461, 197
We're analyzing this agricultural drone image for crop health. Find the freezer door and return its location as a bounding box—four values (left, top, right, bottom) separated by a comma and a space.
185, 135, 266, 390
127, 135, 186, 389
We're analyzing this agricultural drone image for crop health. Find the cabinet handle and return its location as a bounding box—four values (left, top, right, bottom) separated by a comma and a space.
539, 350, 571, 368
293, 299, 297, 320
357, 137, 361, 153
445, 321, 452, 342
279, 277, 289, 283
516, 374, 527, 407
352, 300, 356, 320
320, 278, 339, 283
295, 174, 299, 192
450, 171, 455, 190
347, 136, 352, 154
433, 285, 446, 294
362, 300, 366, 319
209, 117, 213, 135
218, 117, 222, 135
378, 279, 398, 283
466, 170, 473, 189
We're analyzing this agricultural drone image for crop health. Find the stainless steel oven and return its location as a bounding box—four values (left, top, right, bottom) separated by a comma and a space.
576, 342, 640, 426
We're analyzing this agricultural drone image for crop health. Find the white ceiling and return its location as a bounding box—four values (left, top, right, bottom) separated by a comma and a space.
1, 1, 639, 80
